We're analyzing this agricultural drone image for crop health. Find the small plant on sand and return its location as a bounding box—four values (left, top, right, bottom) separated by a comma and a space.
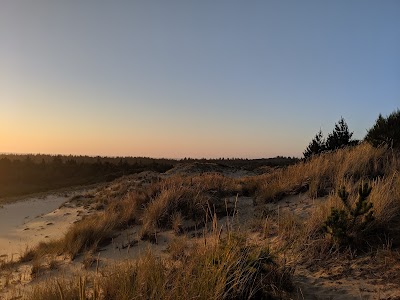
323, 182, 374, 247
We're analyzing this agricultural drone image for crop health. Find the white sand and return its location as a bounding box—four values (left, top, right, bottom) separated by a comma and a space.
0, 194, 80, 259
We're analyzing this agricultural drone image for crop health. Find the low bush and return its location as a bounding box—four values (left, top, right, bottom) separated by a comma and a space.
323, 182, 374, 247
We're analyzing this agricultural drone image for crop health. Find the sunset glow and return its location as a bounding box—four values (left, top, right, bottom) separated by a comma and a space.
1, 1, 399, 158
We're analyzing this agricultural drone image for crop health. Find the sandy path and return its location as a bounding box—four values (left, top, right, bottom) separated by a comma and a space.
0, 193, 88, 260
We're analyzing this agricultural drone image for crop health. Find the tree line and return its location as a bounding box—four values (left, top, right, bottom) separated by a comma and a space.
304, 109, 400, 159
0, 154, 298, 198
0, 156, 174, 198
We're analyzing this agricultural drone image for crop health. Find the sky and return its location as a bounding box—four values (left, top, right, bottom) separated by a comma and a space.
1, 1, 399, 159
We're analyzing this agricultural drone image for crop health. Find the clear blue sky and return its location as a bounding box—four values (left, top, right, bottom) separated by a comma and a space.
1, 1, 399, 158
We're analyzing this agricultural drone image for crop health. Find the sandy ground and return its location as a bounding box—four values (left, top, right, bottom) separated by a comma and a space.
1, 185, 400, 299
0, 194, 76, 259
0, 186, 178, 298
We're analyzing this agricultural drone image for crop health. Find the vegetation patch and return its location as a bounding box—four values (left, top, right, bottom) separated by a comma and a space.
323, 182, 374, 247
25, 234, 293, 300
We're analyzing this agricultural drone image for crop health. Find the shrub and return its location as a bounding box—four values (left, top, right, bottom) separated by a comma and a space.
365, 109, 400, 148
323, 182, 374, 247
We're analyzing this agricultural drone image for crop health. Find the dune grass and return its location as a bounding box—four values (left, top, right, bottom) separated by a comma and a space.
19, 173, 243, 261
25, 230, 293, 300
262, 144, 400, 260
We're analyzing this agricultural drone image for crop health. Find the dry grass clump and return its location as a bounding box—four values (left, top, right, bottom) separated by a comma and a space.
106, 191, 146, 230
190, 173, 242, 197
139, 174, 243, 239
252, 143, 396, 203
59, 214, 114, 259
140, 185, 209, 239
368, 174, 400, 229
25, 233, 293, 300
26, 276, 92, 300
166, 236, 190, 260
19, 240, 64, 263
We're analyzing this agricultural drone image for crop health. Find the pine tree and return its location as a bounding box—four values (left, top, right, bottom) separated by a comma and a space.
325, 117, 353, 151
365, 109, 400, 148
303, 130, 325, 159
323, 182, 374, 247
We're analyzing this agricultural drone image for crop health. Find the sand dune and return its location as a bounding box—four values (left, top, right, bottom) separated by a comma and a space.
1, 173, 400, 299
0, 193, 87, 260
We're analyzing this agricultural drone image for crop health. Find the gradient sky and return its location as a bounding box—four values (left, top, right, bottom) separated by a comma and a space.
1, 1, 399, 158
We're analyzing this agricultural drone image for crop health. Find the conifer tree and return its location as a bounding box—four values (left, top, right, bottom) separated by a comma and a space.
325, 117, 353, 151
323, 182, 374, 247
303, 130, 325, 159
365, 109, 400, 148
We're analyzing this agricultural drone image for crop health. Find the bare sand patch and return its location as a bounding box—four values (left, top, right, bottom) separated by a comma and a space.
0, 192, 94, 260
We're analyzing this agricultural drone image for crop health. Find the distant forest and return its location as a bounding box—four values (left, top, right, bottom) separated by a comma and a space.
0, 153, 298, 198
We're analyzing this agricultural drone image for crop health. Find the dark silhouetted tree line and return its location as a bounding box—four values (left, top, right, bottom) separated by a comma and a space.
0, 155, 174, 198
179, 157, 299, 171
304, 109, 400, 159
304, 117, 359, 159
0, 153, 299, 198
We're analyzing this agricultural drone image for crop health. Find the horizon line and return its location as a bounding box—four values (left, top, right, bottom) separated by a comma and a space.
0, 151, 299, 161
